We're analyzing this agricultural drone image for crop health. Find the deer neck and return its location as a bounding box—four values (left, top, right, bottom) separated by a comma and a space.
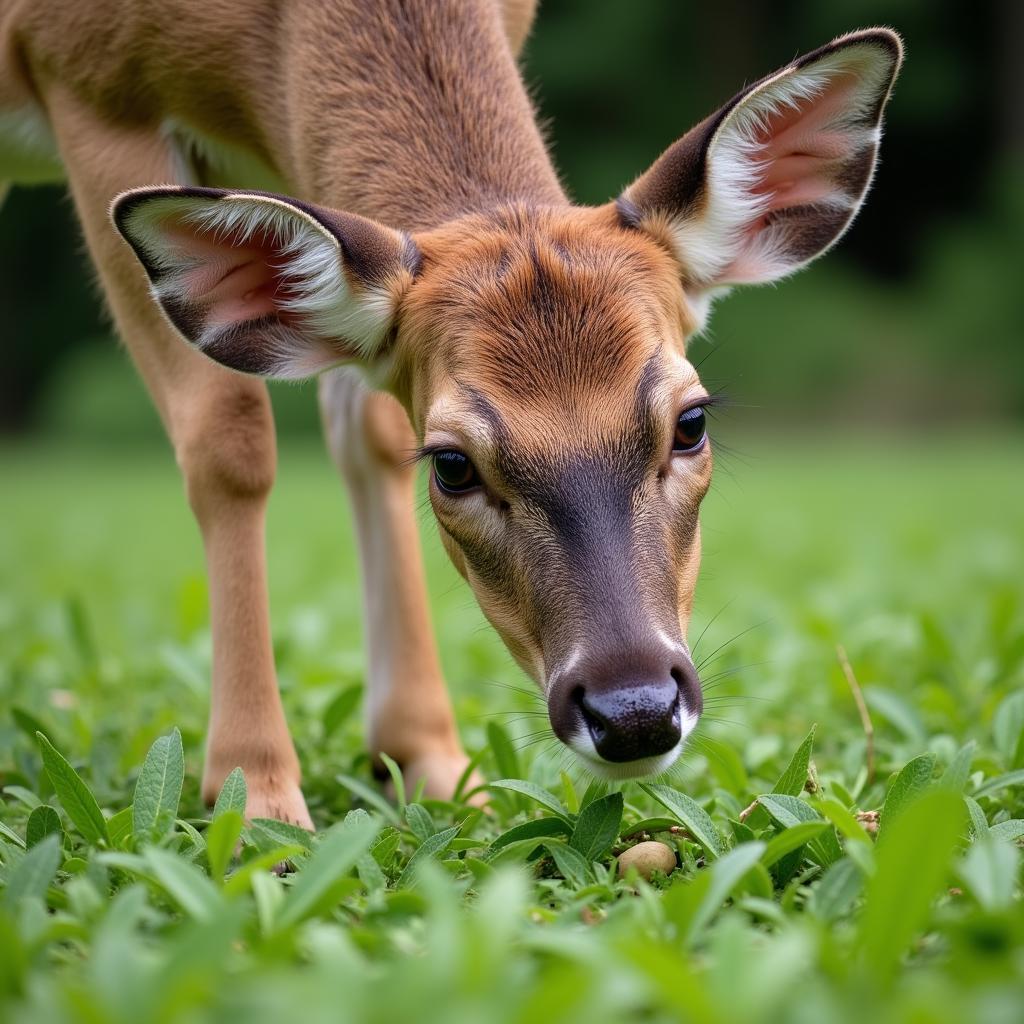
285, 0, 567, 231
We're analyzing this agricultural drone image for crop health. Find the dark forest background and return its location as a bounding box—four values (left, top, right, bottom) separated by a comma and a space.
2, 0, 1021, 441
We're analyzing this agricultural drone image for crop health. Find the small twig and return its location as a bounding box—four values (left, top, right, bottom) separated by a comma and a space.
837, 644, 875, 785
738, 799, 759, 823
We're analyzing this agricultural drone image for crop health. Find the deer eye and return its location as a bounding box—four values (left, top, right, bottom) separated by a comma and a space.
673, 406, 707, 453
433, 450, 480, 493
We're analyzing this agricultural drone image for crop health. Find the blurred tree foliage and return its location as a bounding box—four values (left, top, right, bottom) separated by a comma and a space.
1, 0, 1021, 438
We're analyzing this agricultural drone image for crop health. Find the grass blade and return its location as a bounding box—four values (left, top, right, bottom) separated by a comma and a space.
274, 815, 380, 929
771, 725, 815, 796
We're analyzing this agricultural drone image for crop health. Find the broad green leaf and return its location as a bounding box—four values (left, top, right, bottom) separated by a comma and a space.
964, 795, 989, 839
449, 837, 486, 852
758, 794, 823, 829
405, 803, 435, 843
758, 795, 841, 866
989, 819, 1024, 842
206, 811, 244, 882
396, 824, 460, 888
664, 841, 765, 948
132, 728, 184, 838
487, 837, 553, 867
25, 806, 62, 849
378, 753, 406, 809
880, 754, 936, 836
640, 784, 722, 859
274, 816, 379, 928
569, 792, 623, 862
813, 798, 872, 845
370, 828, 402, 869
939, 741, 976, 792
144, 848, 223, 921
321, 684, 362, 741
772, 725, 815, 796
488, 780, 570, 821
335, 773, 404, 826
105, 807, 134, 849
36, 733, 108, 845
811, 857, 864, 921
760, 822, 828, 868
488, 817, 572, 855
579, 780, 608, 811
544, 841, 593, 888
2, 834, 61, 909
247, 818, 314, 854
625, 817, 681, 837
957, 832, 1020, 911
213, 768, 247, 819
859, 788, 964, 978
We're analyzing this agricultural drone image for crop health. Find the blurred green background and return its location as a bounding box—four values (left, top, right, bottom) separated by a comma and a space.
2, 0, 1022, 441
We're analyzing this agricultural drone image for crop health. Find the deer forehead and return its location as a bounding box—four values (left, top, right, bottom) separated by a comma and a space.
404, 206, 702, 437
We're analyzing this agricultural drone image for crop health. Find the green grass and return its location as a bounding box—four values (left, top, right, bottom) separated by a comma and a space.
2, 436, 1023, 1023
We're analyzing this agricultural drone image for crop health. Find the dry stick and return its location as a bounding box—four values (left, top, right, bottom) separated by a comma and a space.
837, 644, 875, 785
738, 799, 759, 823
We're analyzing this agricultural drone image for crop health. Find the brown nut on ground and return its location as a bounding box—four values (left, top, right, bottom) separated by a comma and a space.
617, 840, 677, 880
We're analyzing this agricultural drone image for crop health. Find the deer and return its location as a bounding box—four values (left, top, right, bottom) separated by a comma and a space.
0, 0, 902, 827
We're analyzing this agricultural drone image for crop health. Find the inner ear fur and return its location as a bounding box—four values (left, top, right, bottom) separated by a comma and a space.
112, 186, 420, 380
619, 29, 903, 299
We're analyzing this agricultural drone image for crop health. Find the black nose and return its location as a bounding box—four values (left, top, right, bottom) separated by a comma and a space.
574, 678, 682, 762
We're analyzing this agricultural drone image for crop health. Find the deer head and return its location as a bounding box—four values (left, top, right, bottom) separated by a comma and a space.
114, 30, 902, 778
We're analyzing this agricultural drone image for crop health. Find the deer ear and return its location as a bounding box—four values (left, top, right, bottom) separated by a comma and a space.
619, 29, 902, 318
112, 187, 420, 380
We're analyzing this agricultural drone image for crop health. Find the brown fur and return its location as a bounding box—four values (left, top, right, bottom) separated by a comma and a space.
1, 1, 901, 811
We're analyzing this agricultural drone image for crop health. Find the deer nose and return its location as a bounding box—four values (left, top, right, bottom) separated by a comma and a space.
573, 677, 682, 763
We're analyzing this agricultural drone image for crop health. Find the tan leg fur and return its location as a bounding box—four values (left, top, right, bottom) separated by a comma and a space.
319, 371, 479, 800
44, 86, 311, 828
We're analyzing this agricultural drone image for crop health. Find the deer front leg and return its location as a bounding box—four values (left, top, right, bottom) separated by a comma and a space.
320, 369, 475, 800
45, 86, 311, 828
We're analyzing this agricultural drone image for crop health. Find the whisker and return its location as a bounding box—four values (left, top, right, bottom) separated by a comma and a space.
689, 597, 736, 660
700, 661, 770, 687
696, 620, 772, 673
